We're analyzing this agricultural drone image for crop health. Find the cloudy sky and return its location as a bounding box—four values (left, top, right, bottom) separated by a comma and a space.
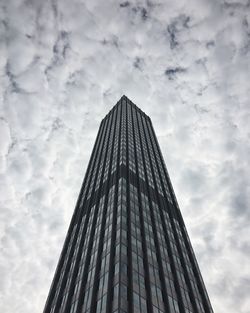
0, 0, 250, 312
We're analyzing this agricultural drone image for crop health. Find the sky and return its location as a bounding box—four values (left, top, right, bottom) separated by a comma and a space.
0, 0, 250, 312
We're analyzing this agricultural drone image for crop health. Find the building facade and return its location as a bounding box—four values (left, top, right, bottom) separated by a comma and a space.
44, 95, 213, 313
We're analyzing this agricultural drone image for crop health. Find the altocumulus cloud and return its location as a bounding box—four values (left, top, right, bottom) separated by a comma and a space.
0, 0, 250, 312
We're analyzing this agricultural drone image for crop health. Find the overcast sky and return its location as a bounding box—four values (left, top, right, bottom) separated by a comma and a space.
0, 0, 250, 312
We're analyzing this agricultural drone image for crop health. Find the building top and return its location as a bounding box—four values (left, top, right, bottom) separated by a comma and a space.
102, 95, 151, 123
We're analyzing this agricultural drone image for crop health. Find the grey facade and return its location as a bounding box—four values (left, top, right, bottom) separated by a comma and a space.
44, 95, 213, 313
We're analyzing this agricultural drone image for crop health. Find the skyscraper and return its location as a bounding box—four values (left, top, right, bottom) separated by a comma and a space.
44, 95, 213, 313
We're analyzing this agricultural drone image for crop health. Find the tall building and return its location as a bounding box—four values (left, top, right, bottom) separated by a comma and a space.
44, 95, 213, 313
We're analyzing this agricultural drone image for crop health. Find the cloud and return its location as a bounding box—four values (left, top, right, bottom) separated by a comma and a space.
164, 67, 187, 79
0, 0, 249, 313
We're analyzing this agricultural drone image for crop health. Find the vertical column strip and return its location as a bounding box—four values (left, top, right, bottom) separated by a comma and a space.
74, 109, 115, 313
140, 115, 187, 313
129, 103, 153, 313
43, 119, 105, 313
105, 102, 122, 313
134, 108, 170, 313
148, 118, 213, 313
89, 104, 119, 313
62, 117, 110, 313
145, 116, 200, 313
125, 100, 134, 313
